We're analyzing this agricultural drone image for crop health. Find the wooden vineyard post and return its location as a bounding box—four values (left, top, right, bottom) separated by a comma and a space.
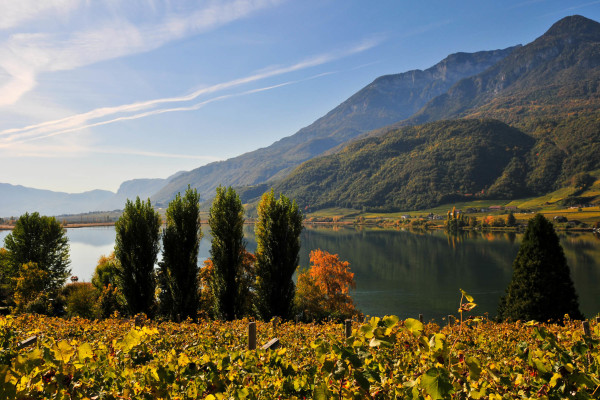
582, 320, 592, 365
583, 320, 591, 337
344, 319, 352, 338
248, 322, 257, 350
18, 336, 37, 349
447, 315, 453, 326
419, 314, 423, 323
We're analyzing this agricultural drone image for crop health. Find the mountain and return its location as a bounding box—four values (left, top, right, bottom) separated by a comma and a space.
403, 15, 600, 194
98, 174, 183, 211
0, 183, 114, 217
0, 171, 187, 217
259, 15, 600, 211
408, 15, 600, 129
268, 119, 535, 211
151, 46, 517, 205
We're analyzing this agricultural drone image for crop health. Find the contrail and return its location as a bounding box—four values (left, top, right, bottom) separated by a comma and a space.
0, 39, 380, 145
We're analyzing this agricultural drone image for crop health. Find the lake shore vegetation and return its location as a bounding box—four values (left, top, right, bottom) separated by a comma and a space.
0, 189, 363, 324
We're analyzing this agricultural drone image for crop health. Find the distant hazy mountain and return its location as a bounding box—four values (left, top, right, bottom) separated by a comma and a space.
98, 176, 177, 211
0, 170, 186, 217
151, 46, 517, 204
0, 183, 114, 217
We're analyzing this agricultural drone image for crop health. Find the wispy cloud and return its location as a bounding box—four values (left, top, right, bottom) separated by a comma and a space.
0, 0, 283, 106
2, 140, 223, 161
0, 40, 379, 146
90, 147, 223, 161
0, 0, 80, 30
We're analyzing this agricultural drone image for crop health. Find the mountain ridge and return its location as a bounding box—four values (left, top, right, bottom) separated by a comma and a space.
151, 46, 518, 204
0, 183, 115, 217
408, 15, 600, 127
0, 170, 186, 217
258, 15, 600, 211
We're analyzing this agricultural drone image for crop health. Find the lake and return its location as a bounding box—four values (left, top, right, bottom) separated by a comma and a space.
1, 225, 600, 321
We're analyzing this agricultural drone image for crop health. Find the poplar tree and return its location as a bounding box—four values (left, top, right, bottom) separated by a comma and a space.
254, 190, 303, 320
160, 187, 202, 320
498, 214, 582, 322
114, 197, 161, 316
208, 186, 246, 320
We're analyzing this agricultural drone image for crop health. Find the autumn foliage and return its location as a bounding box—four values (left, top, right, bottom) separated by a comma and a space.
295, 249, 359, 321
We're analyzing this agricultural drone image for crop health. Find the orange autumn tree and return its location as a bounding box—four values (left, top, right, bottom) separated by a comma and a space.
295, 249, 359, 321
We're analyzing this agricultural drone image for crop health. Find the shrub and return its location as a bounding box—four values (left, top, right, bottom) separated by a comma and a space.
63, 282, 99, 319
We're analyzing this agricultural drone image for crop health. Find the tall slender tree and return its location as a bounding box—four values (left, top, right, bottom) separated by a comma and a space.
159, 187, 202, 320
114, 197, 161, 316
498, 214, 582, 321
208, 186, 246, 320
254, 189, 303, 320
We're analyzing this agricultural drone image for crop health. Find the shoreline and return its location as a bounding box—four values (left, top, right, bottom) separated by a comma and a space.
0, 222, 117, 230
1, 221, 597, 233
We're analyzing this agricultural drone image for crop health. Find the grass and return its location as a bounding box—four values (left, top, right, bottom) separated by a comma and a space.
307, 181, 600, 226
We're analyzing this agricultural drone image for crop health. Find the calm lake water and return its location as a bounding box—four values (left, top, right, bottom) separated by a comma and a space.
2, 226, 600, 321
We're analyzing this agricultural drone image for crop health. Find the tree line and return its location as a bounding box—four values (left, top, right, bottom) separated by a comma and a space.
0, 188, 584, 323
0, 187, 359, 322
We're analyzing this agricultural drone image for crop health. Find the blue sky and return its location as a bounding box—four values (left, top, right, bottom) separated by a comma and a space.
1, 0, 599, 193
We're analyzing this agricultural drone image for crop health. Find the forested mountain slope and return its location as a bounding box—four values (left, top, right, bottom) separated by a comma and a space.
405, 15, 600, 195
261, 15, 600, 211
270, 120, 534, 211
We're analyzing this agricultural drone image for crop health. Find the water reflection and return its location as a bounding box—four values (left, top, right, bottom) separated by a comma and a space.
1, 226, 599, 321
298, 227, 520, 321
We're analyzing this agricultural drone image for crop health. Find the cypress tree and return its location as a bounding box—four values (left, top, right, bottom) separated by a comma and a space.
208, 186, 246, 320
254, 190, 303, 320
159, 187, 202, 320
114, 197, 161, 316
498, 214, 582, 322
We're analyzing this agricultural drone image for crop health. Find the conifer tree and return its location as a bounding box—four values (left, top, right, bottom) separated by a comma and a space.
114, 197, 161, 316
506, 211, 517, 227
160, 187, 202, 320
208, 186, 246, 320
498, 214, 582, 321
254, 190, 303, 320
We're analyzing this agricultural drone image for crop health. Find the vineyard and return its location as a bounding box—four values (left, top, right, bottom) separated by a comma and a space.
1, 312, 600, 399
